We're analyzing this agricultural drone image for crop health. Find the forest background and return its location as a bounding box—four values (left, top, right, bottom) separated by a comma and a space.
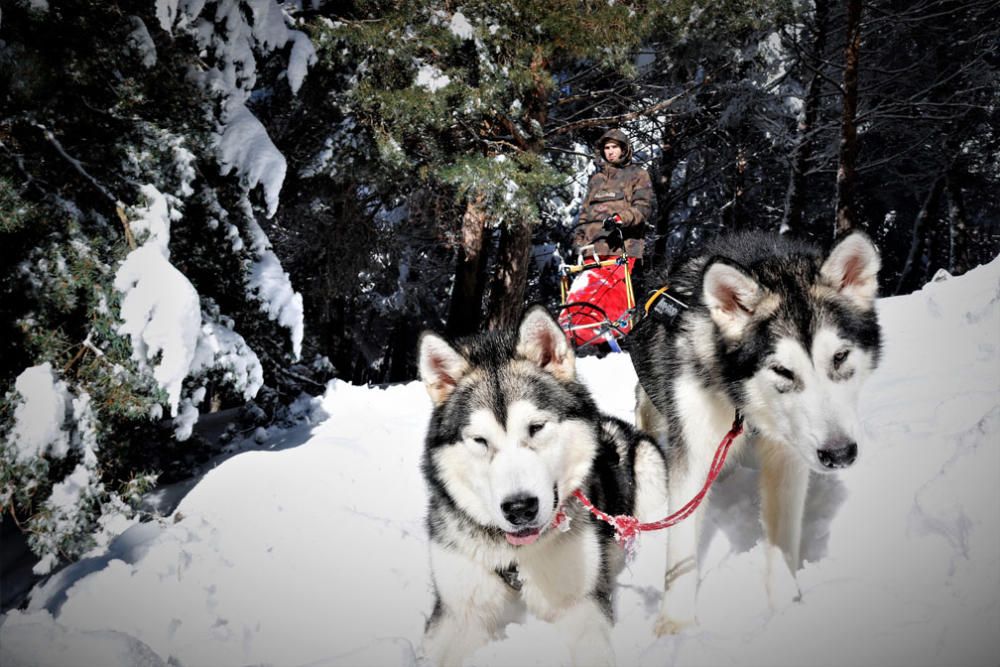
1, 0, 998, 588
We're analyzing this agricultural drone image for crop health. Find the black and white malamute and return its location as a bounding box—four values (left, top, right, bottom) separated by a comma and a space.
629, 231, 882, 634
417, 306, 669, 666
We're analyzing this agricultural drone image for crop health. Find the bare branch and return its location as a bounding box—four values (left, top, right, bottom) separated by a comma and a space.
35, 122, 118, 205
546, 88, 691, 138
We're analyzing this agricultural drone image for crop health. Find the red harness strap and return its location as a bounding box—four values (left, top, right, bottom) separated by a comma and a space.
572, 412, 745, 556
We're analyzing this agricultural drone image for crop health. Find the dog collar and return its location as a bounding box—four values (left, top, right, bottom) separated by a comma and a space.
550, 506, 572, 533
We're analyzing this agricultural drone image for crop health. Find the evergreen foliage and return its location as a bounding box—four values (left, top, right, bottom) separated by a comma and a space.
268, 0, 671, 377
0, 0, 315, 574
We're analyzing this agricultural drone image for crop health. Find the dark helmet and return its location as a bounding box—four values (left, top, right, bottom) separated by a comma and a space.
594, 128, 633, 165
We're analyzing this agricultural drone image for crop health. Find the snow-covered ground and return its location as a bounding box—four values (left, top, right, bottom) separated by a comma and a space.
2, 257, 999, 667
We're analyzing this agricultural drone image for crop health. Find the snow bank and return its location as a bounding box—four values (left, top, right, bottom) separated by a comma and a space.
0, 610, 166, 667
2, 256, 998, 666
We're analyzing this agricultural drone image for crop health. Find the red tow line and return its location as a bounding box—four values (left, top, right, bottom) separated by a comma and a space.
567, 412, 745, 557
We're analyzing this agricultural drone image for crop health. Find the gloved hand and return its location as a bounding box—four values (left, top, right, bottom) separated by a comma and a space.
602, 214, 623, 231
604, 226, 624, 251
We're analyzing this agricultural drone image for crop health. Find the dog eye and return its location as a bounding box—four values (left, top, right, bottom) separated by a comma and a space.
528, 422, 547, 437
770, 365, 796, 381
833, 349, 850, 369
471, 436, 489, 448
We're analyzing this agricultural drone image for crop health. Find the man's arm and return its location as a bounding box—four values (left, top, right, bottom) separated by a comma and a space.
619, 168, 653, 226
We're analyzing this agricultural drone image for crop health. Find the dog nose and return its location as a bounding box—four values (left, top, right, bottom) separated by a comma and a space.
817, 442, 858, 469
501, 494, 539, 526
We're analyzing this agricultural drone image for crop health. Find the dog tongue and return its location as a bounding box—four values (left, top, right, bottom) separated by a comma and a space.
505, 528, 541, 546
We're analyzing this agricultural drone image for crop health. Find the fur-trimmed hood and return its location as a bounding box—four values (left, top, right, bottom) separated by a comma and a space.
594, 128, 633, 166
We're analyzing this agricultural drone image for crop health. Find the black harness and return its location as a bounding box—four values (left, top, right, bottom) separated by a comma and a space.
642, 284, 689, 327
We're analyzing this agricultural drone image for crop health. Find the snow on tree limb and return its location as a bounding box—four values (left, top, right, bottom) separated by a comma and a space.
191, 305, 265, 401
287, 30, 317, 95
111, 187, 198, 418
7, 367, 108, 576
157, 1, 317, 214
155, 0, 179, 32
127, 16, 157, 68
216, 99, 287, 218
11, 363, 71, 463
112, 186, 276, 422
244, 218, 304, 360
114, 243, 201, 417
248, 251, 304, 360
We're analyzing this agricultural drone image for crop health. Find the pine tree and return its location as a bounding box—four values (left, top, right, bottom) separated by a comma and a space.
292, 1, 666, 342
1, 0, 315, 572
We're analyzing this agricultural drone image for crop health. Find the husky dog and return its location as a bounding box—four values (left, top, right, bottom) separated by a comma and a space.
629, 231, 882, 634
417, 306, 669, 667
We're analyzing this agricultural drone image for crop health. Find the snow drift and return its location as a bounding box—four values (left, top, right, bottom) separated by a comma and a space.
2, 257, 999, 667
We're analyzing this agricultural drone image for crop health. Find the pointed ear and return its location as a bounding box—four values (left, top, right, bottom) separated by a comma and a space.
821, 232, 881, 310
515, 306, 575, 381
702, 259, 767, 339
418, 332, 469, 405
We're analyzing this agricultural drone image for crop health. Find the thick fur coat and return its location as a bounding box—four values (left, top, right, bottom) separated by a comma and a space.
628, 231, 882, 633
418, 307, 669, 666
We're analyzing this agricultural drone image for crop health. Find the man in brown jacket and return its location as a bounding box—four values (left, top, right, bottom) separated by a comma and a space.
559, 129, 653, 350
573, 128, 653, 260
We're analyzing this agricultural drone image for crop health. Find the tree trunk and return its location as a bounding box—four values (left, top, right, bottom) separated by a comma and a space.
480, 50, 548, 332
781, 0, 830, 236
894, 174, 946, 294
386, 319, 418, 383
445, 194, 490, 338
946, 168, 970, 276
484, 219, 533, 331
723, 141, 748, 231
834, 0, 863, 238
650, 123, 679, 271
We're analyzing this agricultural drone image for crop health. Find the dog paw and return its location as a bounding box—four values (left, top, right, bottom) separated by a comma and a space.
653, 614, 697, 636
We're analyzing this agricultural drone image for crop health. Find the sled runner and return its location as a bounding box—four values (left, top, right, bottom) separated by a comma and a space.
557, 221, 636, 351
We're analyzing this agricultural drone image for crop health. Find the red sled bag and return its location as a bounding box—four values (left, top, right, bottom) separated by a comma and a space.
558, 256, 636, 348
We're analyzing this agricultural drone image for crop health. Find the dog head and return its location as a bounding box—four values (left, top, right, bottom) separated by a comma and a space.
702, 232, 882, 473
418, 306, 599, 546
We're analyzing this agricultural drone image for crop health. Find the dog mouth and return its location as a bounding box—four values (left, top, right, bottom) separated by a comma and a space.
504, 527, 542, 546
500, 485, 558, 546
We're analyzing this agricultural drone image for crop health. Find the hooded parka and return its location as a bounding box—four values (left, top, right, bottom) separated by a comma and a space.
573, 129, 653, 259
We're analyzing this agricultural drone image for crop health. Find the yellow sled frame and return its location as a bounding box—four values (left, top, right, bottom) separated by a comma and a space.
558, 243, 637, 346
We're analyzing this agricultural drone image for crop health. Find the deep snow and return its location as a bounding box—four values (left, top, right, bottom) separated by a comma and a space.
2, 257, 999, 667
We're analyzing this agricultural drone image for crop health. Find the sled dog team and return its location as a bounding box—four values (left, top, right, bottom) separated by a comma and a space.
418, 231, 882, 666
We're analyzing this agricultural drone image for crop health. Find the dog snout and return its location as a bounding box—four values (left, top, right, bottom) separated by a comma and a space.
817, 442, 858, 469
501, 493, 539, 526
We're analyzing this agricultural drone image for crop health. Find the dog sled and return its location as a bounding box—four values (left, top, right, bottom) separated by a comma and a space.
557, 219, 691, 353
557, 219, 637, 352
